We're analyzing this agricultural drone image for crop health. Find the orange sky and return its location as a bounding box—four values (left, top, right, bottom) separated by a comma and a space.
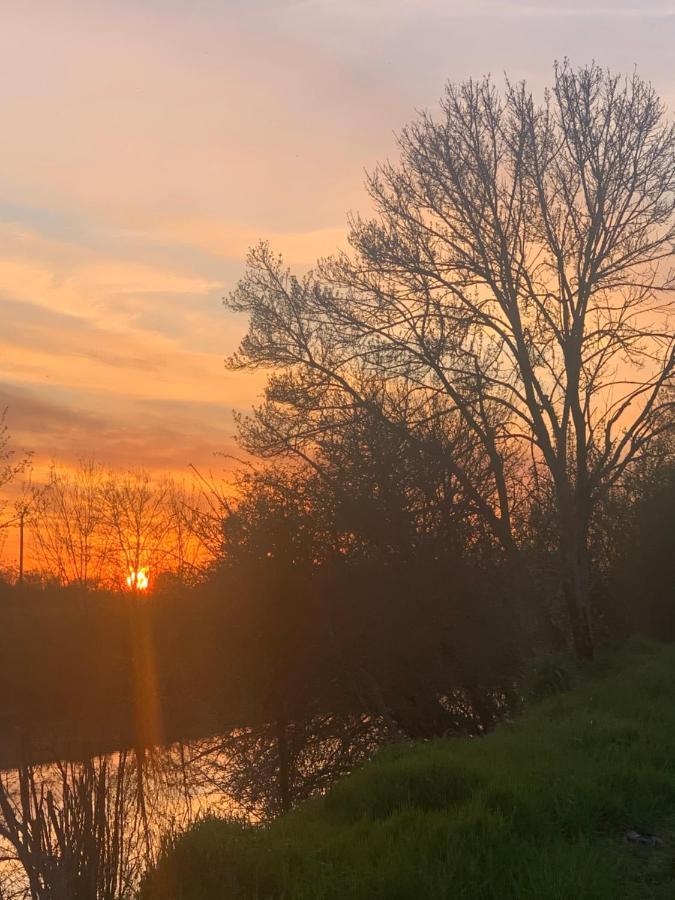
2, 0, 674, 492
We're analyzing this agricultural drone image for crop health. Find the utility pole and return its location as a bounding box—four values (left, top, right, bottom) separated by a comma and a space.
18, 506, 25, 584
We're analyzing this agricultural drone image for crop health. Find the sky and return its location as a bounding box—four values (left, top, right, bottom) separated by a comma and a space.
2, 0, 675, 485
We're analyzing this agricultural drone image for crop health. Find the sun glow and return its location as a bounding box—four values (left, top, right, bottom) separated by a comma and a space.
126, 566, 149, 591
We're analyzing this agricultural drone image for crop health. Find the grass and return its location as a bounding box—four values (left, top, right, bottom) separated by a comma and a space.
140, 639, 675, 899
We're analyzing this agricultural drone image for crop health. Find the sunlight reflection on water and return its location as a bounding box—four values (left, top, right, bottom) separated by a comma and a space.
0, 738, 243, 899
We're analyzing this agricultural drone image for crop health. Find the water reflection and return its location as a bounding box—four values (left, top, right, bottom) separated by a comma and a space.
0, 743, 236, 900
0, 715, 386, 898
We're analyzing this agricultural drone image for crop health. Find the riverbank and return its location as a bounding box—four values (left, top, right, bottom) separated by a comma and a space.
140, 639, 675, 899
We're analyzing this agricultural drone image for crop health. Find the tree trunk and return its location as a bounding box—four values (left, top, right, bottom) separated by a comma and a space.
276, 716, 291, 814
560, 508, 595, 661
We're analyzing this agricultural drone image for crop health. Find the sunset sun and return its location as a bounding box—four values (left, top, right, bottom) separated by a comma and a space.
126, 566, 149, 591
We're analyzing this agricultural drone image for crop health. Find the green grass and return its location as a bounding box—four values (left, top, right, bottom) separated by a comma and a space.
140, 640, 675, 899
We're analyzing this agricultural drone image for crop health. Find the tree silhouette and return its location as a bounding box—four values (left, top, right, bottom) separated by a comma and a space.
226, 62, 675, 659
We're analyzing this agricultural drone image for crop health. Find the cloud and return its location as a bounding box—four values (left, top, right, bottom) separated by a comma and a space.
0, 213, 264, 476
0, 380, 244, 475
1, 298, 162, 371
0, 222, 218, 320
137, 218, 348, 268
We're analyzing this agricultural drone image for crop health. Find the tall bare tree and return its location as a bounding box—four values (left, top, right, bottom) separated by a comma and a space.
226, 62, 675, 659
161, 479, 215, 582
31, 462, 112, 588
102, 470, 171, 590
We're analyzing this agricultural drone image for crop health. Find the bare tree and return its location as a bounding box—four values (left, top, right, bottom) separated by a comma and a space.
0, 412, 31, 536
31, 462, 112, 588
226, 62, 675, 659
29, 463, 215, 589
101, 470, 172, 590
161, 479, 216, 582
182, 465, 233, 565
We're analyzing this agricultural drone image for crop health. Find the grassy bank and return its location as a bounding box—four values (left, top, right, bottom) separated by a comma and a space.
141, 640, 675, 899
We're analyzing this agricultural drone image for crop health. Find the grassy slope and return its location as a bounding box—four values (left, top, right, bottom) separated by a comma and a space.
141, 641, 675, 899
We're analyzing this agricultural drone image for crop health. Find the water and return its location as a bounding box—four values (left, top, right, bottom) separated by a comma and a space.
0, 739, 242, 900
0, 714, 387, 898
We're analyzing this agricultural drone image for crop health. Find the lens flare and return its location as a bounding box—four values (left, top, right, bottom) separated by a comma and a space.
126, 566, 149, 591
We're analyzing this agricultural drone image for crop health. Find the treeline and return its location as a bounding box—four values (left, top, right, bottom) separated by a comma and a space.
0, 443, 672, 808
3, 462, 215, 588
